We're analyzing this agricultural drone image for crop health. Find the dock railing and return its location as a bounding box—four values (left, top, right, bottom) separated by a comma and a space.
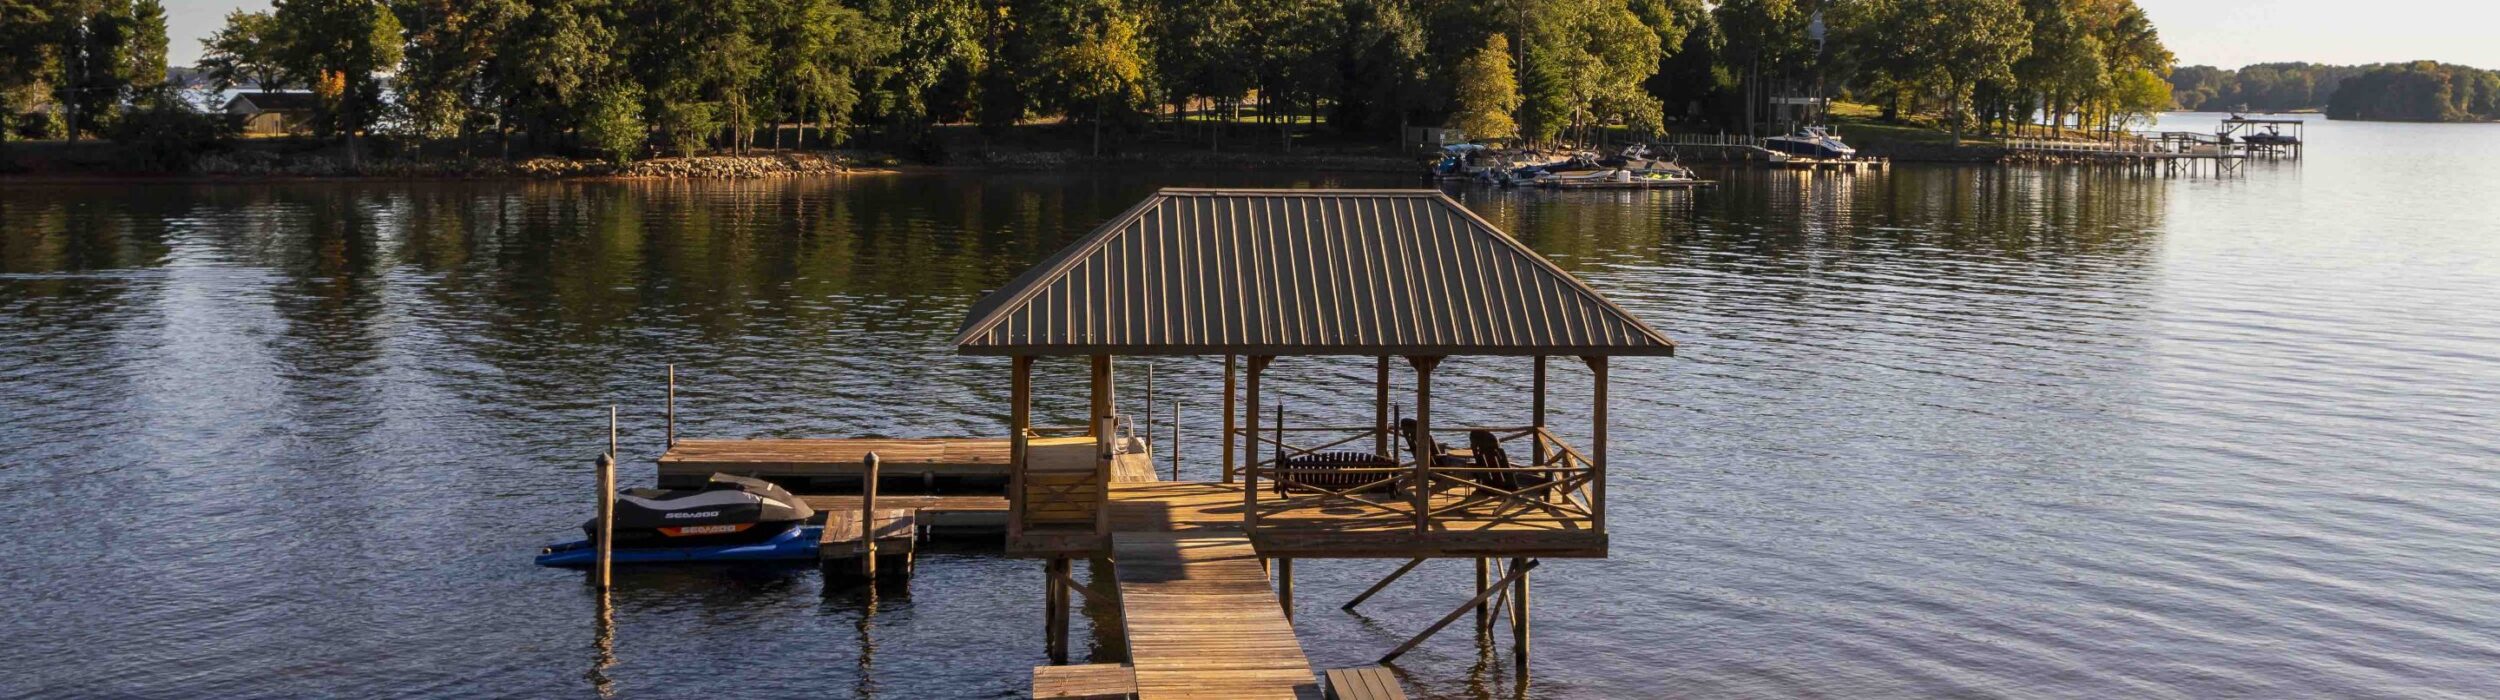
1233, 424, 1600, 536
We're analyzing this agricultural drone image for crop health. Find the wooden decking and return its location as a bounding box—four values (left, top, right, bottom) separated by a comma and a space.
657, 437, 1009, 486
1112, 532, 1319, 699
1020, 481, 1606, 558
1033, 663, 1139, 699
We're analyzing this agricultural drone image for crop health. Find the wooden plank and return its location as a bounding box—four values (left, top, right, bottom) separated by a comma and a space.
1113, 532, 1317, 700
1323, 667, 1406, 700
657, 438, 1012, 480
798, 494, 1006, 513
1034, 663, 1138, 700
1105, 482, 1607, 559
820, 508, 916, 557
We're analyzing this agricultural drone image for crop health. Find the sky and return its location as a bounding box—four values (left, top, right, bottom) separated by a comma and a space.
159, 0, 2500, 70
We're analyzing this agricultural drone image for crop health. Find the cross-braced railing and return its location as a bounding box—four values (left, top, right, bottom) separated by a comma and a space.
1233, 424, 1601, 536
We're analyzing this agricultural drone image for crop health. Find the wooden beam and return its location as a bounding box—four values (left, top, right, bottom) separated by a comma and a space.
1406, 356, 1442, 535
1222, 354, 1237, 483
1051, 564, 1113, 609
1278, 557, 1294, 622
1374, 356, 1391, 456
1047, 557, 1070, 664
1011, 356, 1032, 542
1475, 558, 1490, 633
1585, 356, 1608, 534
1092, 355, 1113, 536
1531, 356, 1547, 465
1342, 558, 1426, 611
1243, 356, 1272, 529
1512, 556, 1533, 675
1379, 558, 1538, 663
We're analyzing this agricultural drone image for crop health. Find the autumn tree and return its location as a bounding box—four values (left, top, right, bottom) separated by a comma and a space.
1450, 33, 1520, 142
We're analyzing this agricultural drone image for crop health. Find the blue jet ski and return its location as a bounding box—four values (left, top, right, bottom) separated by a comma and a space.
536, 472, 821, 567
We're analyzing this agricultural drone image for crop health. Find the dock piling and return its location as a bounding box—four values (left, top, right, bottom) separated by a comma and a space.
595, 451, 614, 590
862, 452, 880, 580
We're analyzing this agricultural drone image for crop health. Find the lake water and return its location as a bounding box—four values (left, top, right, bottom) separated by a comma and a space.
5, 114, 2498, 699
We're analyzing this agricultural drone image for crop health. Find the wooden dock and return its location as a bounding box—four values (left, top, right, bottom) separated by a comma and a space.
1114, 532, 1318, 699
657, 437, 1010, 487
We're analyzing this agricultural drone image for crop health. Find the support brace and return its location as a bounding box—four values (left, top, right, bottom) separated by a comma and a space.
1379, 559, 1540, 663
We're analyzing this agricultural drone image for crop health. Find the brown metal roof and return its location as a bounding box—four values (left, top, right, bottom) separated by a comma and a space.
953, 189, 1675, 357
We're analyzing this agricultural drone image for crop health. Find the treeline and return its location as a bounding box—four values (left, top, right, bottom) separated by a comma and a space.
2168, 63, 2362, 112
1, 0, 175, 140
7, 0, 2182, 166
2325, 62, 2500, 123
2171, 60, 2500, 123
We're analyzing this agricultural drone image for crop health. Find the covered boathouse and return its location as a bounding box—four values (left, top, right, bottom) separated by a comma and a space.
958, 188, 1675, 699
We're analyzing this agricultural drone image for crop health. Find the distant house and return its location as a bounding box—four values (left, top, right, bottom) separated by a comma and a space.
222, 91, 318, 135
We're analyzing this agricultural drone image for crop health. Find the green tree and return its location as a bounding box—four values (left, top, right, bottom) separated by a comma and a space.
579, 82, 643, 163
2107, 66, 2166, 128
1, 0, 59, 139
1337, 0, 1431, 138
271, 0, 404, 161
1033, 1, 1151, 155
124, 0, 166, 105
1449, 33, 1519, 141
857, 0, 985, 134
393, 0, 521, 142
199, 10, 288, 91
490, 0, 615, 152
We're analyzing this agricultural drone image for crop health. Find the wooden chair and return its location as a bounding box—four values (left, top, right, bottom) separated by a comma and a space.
1468, 429, 1550, 496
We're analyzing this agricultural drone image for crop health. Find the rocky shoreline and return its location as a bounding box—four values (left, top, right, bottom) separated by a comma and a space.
187, 150, 854, 179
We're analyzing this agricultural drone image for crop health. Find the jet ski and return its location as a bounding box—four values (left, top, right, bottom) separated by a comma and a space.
534, 472, 819, 567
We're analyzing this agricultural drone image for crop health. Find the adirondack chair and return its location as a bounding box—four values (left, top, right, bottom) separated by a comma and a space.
1468, 429, 1551, 498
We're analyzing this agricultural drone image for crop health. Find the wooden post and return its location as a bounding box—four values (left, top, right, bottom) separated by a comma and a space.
1531, 356, 1547, 465
1243, 356, 1271, 528
665, 364, 676, 447
1475, 557, 1491, 633
1170, 398, 1182, 481
1091, 355, 1113, 536
1143, 361, 1154, 447
862, 452, 881, 580
1586, 356, 1608, 534
1046, 557, 1069, 663
1010, 356, 1032, 542
595, 453, 614, 590
1407, 356, 1441, 535
1221, 355, 1238, 483
1374, 356, 1391, 456
1380, 559, 1538, 663
1512, 556, 1532, 674
1278, 557, 1294, 622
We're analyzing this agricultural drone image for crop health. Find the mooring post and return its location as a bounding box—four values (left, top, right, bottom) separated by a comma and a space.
862, 452, 881, 580
595, 452, 614, 590
1170, 398, 1182, 481
665, 364, 676, 447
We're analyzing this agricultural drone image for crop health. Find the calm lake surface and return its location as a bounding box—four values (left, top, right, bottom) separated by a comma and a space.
6, 114, 2498, 699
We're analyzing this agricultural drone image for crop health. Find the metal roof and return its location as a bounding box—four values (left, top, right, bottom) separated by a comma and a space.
953, 189, 1676, 357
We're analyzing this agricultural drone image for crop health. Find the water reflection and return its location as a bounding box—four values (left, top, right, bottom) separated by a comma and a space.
8, 145, 2499, 699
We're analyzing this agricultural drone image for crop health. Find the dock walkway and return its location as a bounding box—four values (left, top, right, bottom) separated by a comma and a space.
1112, 531, 1317, 699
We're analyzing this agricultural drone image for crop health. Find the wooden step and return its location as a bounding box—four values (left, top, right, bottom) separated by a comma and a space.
1033, 663, 1137, 700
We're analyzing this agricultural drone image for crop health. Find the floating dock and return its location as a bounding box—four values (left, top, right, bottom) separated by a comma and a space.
657, 437, 1010, 488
